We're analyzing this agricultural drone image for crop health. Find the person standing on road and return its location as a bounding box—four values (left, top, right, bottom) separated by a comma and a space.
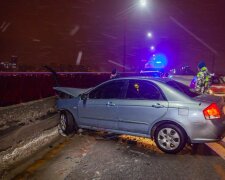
110, 68, 120, 79
195, 61, 211, 93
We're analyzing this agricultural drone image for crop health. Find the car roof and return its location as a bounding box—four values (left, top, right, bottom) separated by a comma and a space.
112, 76, 172, 83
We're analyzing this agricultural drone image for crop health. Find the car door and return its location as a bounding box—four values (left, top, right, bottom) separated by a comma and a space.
117, 80, 168, 135
78, 80, 128, 130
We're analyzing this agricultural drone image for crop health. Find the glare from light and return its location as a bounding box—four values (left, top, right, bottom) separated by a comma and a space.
150, 45, 155, 51
144, 53, 168, 69
153, 54, 156, 60
209, 90, 214, 95
140, 0, 147, 7
150, 53, 168, 68
147, 32, 153, 38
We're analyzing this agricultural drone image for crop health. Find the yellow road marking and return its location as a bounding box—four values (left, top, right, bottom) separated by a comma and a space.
206, 142, 225, 161
213, 164, 225, 180
13, 139, 70, 179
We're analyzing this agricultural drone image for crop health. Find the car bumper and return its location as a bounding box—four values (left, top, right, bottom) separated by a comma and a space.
188, 119, 225, 143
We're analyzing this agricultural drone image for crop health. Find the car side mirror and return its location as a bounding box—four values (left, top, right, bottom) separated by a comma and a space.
81, 94, 88, 101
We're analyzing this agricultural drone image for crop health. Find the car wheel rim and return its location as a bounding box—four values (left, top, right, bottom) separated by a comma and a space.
60, 114, 67, 131
157, 128, 180, 151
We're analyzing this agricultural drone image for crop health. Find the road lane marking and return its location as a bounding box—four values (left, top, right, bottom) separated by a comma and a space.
213, 164, 225, 180
206, 142, 225, 161
15, 138, 70, 178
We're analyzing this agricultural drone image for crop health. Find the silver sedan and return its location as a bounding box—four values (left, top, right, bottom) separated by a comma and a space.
54, 77, 225, 154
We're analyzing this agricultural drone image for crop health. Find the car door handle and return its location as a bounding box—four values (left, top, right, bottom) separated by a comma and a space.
106, 102, 116, 106
152, 103, 165, 108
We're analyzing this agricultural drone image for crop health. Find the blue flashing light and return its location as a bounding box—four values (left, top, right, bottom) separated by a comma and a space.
149, 53, 167, 68
144, 53, 168, 69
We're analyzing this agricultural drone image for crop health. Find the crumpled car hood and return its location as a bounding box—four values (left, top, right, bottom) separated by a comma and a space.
53, 87, 92, 97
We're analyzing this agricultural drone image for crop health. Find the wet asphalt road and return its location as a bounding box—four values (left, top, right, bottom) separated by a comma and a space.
14, 131, 225, 180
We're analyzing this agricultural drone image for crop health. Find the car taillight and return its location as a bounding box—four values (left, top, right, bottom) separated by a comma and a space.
203, 103, 221, 120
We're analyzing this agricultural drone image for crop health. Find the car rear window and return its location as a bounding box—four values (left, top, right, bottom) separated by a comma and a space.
166, 81, 199, 98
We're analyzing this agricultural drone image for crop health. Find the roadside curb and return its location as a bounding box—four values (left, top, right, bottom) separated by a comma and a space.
0, 127, 61, 179
0, 113, 60, 179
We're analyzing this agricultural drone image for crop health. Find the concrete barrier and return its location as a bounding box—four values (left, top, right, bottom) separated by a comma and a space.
0, 97, 60, 177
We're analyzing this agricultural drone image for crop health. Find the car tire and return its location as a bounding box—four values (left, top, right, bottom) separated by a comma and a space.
59, 111, 78, 135
154, 123, 187, 154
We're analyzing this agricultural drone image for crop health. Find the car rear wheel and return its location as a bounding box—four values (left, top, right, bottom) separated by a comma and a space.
59, 111, 78, 135
154, 124, 187, 154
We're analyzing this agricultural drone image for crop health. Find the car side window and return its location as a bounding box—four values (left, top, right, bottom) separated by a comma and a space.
125, 80, 164, 100
89, 80, 125, 99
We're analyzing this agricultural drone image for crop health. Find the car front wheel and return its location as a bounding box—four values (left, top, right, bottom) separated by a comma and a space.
154, 124, 187, 154
59, 111, 78, 135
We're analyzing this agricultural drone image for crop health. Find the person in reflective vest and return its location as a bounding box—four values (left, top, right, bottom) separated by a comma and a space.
195, 61, 211, 93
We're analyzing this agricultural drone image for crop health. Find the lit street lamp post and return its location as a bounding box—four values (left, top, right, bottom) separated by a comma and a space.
212, 53, 215, 72
123, 18, 127, 72
140, 0, 147, 7
150, 45, 155, 51
147, 32, 153, 38
122, 0, 148, 72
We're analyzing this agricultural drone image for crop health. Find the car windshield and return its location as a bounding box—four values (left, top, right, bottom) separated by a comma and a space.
166, 80, 199, 98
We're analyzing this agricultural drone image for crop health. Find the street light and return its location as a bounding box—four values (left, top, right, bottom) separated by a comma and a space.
147, 32, 153, 38
140, 0, 147, 7
122, 0, 148, 72
150, 45, 155, 51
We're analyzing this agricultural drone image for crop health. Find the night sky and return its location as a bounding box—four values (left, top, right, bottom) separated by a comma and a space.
0, 0, 225, 73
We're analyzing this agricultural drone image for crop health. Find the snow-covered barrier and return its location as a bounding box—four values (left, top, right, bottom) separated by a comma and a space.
0, 97, 59, 177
